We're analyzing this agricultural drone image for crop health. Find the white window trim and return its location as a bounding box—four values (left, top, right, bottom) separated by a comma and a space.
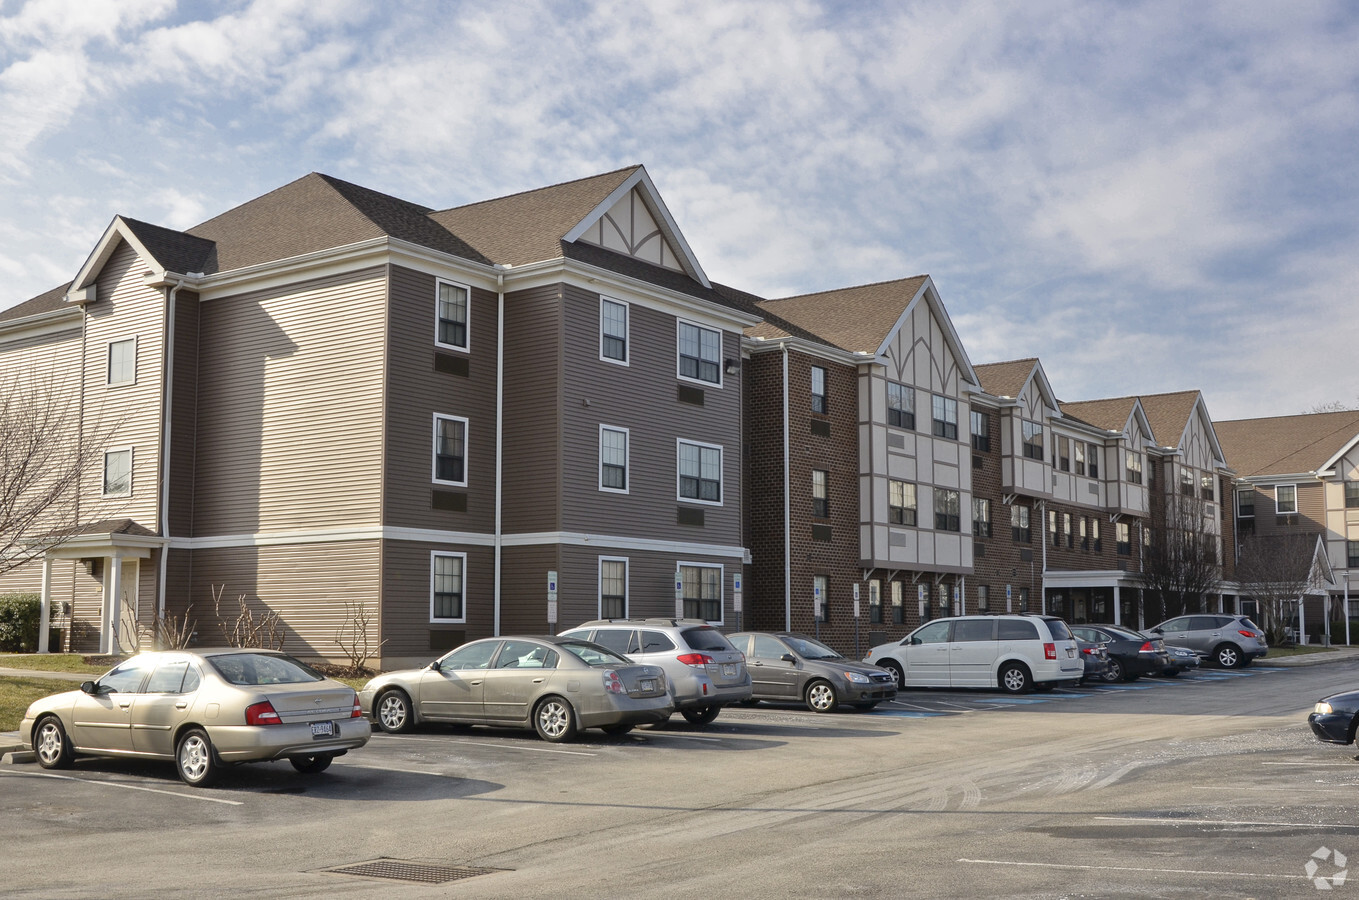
598, 556, 629, 619
599, 424, 630, 494
677, 560, 724, 625
429, 550, 467, 623
676, 318, 723, 389
102, 447, 133, 497
1275, 483, 1298, 515
599, 296, 629, 366
434, 277, 471, 353
106, 336, 137, 387
432, 413, 470, 487
676, 438, 724, 506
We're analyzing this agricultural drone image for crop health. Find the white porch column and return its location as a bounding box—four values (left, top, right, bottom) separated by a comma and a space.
38, 557, 53, 653
1297, 593, 1306, 645
103, 556, 124, 656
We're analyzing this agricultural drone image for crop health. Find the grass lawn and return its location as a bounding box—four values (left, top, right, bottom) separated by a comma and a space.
0, 676, 79, 733
0, 654, 110, 675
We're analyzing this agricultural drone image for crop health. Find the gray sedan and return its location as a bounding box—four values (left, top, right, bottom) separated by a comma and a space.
727, 632, 898, 712
359, 636, 673, 742
21, 649, 370, 787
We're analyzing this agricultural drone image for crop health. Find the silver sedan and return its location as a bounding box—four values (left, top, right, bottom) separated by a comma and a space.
359, 636, 673, 742
21, 649, 370, 787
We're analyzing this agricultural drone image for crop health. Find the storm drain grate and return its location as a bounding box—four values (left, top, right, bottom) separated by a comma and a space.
321, 858, 506, 885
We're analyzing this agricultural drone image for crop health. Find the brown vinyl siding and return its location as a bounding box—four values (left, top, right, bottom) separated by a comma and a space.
191, 268, 387, 536
499, 544, 562, 633
380, 540, 496, 657
501, 285, 564, 533
167, 290, 201, 535
383, 265, 498, 531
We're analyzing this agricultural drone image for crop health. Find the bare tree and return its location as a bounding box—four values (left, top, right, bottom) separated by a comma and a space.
1305, 400, 1358, 413
1234, 532, 1321, 645
212, 584, 287, 651
334, 600, 385, 675
1138, 494, 1223, 622
0, 369, 121, 575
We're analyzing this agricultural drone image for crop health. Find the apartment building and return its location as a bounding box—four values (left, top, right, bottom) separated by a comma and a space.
0, 166, 759, 666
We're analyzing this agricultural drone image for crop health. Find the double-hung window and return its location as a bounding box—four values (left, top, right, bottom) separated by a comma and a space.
972, 497, 991, 537
1079, 516, 1089, 550
1011, 505, 1031, 543
679, 563, 722, 622
599, 558, 627, 619
678, 321, 721, 385
887, 382, 914, 429
1349, 541, 1359, 569
436, 280, 470, 351
812, 469, 829, 518
600, 297, 628, 363
811, 366, 827, 414
889, 480, 916, 526
103, 448, 132, 496
934, 489, 961, 532
1200, 474, 1215, 501
600, 426, 628, 492
1180, 470, 1194, 496
1088, 443, 1100, 478
1092, 518, 1101, 552
1022, 421, 1044, 460
107, 338, 136, 385
1116, 522, 1131, 556
970, 410, 989, 451
1125, 451, 1143, 485
1057, 437, 1070, 471
1275, 484, 1297, 515
932, 395, 958, 439
431, 552, 466, 622
433, 415, 468, 485
1074, 441, 1086, 475
678, 440, 722, 504
1346, 482, 1359, 509
1063, 513, 1073, 548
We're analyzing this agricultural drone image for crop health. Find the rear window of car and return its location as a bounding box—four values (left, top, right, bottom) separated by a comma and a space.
560, 641, 631, 667
997, 619, 1039, 641
680, 626, 736, 652
1241, 618, 1262, 632
1043, 618, 1074, 641
209, 653, 324, 686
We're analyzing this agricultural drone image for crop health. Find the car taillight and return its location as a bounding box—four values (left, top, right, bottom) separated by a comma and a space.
1044, 642, 1056, 660
602, 670, 625, 694
245, 700, 281, 726
676, 653, 714, 668
1139, 642, 1154, 652
350, 692, 363, 718
1081, 647, 1095, 655
1239, 630, 1258, 639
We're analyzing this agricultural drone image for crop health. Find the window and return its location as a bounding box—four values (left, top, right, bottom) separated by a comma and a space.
1180, 469, 1194, 496
436, 280, 469, 350
1011, 505, 1031, 543
1116, 522, 1131, 556
977, 584, 989, 612
1049, 509, 1059, 547
813, 574, 828, 623
107, 338, 136, 385
812, 469, 829, 518
679, 564, 722, 621
103, 448, 132, 496
1074, 441, 1086, 476
970, 410, 990, 451
600, 558, 627, 619
811, 366, 827, 414
1088, 444, 1100, 478
934, 489, 960, 532
887, 382, 914, 429
1022, 421, 1044, 460
599, 426, 628, 492
433, 415, 468, 485
932, 395, 958, 439
1346, 482, 1359, 509
889, 480, 917, 526
1017, 587, 1030, 613
600, 297, 628, 363
431, 552, 466, 621
869, 580, 882, 624
1092, 517, 1101, 552
972, 497, 991, 537
891, 580, 904, 624
1237, 490, 1256, 518
1201, 474, 1215, 501
1349, 541, 1359, 568
1275, 484, 1297, 515
1057, 436, 1070, 472
678, 321, 721, 385
1079, 516, 1089, 550
678, 440, 722, 503
1125, 451, 1143, 485
1061, 513, 1072, 548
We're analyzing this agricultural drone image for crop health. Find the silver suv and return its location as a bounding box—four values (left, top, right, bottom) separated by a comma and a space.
1148, 615, 1268, 668
560, 619, 752, 724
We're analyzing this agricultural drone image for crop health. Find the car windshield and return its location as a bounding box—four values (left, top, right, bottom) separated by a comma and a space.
784, 635, 842, 660
560, 640, 631, 667
680, 627, 736, 652
208, 653, 324, 686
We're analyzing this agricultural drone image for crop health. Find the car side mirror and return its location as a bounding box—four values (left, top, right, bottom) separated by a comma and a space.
80, 681, 98, 694
427, 660, 442, 672
910, 637, 922, 646
1150, 627, 1163, 635
780, 653, 797, 663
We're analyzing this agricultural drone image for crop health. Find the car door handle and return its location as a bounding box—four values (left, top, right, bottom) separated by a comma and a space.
532, 678, 545, 684
118, 702, 133, 710
175, 702, 189, 709
470, 680, 483, 686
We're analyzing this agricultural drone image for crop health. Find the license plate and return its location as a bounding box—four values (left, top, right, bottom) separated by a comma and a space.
310, 721, 334, 737
1066, 648, 1075, 658
722, 664, 738, 678
640, 678, 656, 692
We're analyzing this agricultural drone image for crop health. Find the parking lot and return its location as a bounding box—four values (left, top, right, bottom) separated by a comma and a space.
4, 658, 1358, 898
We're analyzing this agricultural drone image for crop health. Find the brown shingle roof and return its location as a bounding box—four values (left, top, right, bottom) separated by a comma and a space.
973, 358, 1038, 399
0, 282, 73, 323
1137, 390, 1201, 449
748, 276, 928, 353
1059, 396, 1137, 432
119, 217, 216, 275
1215, 409, 1359, 477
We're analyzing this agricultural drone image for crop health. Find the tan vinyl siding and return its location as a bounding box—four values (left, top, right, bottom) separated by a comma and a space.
379, 540, 496, 656
192, 268, 387, 535
501, 285, 564, 533
383, 265, 497, 531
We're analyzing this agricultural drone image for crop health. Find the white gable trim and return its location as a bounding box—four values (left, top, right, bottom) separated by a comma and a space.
65, 217, 169, 304
1320, 432, 1359, 475
874, 276, 979, 386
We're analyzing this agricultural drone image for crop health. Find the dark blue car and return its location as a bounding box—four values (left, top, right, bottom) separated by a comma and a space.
1310, 690, 1359, 745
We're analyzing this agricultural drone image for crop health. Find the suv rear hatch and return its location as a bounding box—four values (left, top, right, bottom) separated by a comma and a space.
680, 626, 747, 686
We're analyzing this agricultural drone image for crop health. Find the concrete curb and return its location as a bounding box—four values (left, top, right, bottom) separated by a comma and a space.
1254, 648, 1359, 667
1, 730, 30, 763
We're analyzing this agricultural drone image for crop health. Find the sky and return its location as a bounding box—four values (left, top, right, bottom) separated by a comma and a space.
0, 0, 1355, 420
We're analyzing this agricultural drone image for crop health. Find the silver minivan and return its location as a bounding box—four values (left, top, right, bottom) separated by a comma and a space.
864, 614, 1084, 693
1148, 615, 1268, 668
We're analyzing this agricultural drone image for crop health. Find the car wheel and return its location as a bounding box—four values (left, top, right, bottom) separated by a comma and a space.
290, 754, 334, 774
805, 680, 839, 713
681, 705, 721, 725
601, 723, 634, 736
534, 696, 578, 743
33, 716, 73, 770
880, 659, 904, 689
853, 702, 878, 711
176, 728, 220, 787
1103, 658, 1125, 683
998, 663, 1031, 694
1214, 644, 1242, 669
375, 689, 413, 734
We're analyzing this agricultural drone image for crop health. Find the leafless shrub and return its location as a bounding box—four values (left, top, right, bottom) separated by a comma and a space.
334, 600, 385, 676
212, 584, 286, 651
150, 603, 195, 650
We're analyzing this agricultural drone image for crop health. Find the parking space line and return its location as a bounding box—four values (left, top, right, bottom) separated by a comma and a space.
372, 734, 596, 756
1095, 814, 1359, 830
957, 857, 1308, 882
0, 770, 243, 805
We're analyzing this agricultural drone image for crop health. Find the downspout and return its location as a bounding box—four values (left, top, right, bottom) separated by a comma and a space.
494, 267, 506, 637
157, 279, 185, 624
782, 343, 791, 631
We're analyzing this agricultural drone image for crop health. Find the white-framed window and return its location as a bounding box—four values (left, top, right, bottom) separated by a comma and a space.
430, 551, 466, 622
812, 469, 829, 518
934, 489, 961, 532
1088, 443, 1100, 478
1200, 474, 1215, 501
932, 395, 958, 440
678, 562, 723, 622
599, 557, 628, 619
972, 497, 990, 537
1275, 484, 1297, 515
677, 439, 722, 504
432, 414, 468, 486
435, 279, 470, 351
103, 448, 132, 496
600, 425, 629, 493
1074, 441, 1086, 476
970, 410, 989, 451
677, 320, 722, 385
1125, 450, 1143, 485
1022, 421, 1044, 460
600, 297, 628, 364
811, 365, 827, 414
107, 337, 137, 385
887, 381, 914, 429
889, 480, 916, 526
